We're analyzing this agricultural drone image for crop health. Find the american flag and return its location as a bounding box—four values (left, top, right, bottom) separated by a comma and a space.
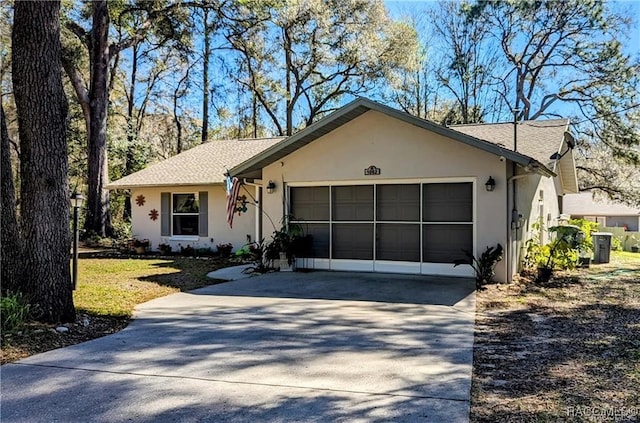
226, 176, 241, 228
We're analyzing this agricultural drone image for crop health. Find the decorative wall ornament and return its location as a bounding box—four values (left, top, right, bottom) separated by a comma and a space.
149, 209, 159, 221
364, 165, 381, 176
136, 195, 146, 207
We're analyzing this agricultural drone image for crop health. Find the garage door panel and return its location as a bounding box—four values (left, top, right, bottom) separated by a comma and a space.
422, 224, 472, 264
377, 184, 420, 221
301, 223, 330, 258
290, 186, 329, 221
376, 223, 420, 262
333, 223, 373, 259
333, 186, 373, 221
423, 183, 472, 222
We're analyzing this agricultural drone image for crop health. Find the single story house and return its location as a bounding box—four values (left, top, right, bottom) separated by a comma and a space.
107, 137, 283, 251
108, 98, 578, 282
563, 191, 640, 231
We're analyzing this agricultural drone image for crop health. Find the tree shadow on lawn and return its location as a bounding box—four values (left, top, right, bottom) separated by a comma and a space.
471, 273, 640, 422
86, 254, 241, 292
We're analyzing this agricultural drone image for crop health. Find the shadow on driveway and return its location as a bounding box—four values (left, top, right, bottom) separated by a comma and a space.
195, 270, 475, 307
2, 272, 475, 422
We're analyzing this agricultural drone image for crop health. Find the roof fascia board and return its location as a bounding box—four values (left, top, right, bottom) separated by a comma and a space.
106, 182, 225, 190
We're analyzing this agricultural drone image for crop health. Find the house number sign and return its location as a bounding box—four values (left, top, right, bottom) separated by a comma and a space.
364, 165, 381, 176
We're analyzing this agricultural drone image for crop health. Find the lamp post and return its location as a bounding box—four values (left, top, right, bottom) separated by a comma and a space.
71, 192, 84, 290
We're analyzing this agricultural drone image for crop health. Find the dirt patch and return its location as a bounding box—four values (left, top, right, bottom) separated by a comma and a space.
1, 314, 129, 364
471, 256, 640, 422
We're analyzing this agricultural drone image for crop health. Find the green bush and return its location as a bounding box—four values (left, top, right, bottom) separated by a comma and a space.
524, 222, 579, 271
569, 218, 599, 247
1, 292, 31, 333
611, 236, 623, 251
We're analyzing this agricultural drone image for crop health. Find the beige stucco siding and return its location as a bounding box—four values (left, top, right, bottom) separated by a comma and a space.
261, 110, 509, 281
130, 185, 256, 253
515, 173, 562, 266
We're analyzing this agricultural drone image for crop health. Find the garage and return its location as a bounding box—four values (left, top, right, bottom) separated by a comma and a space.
289, 181, 475, 276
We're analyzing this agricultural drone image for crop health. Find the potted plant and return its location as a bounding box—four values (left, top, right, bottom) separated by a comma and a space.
216, 242, 233, 258
180, 244, 195, 257
264, 220, 306, 271
158, 243, 172, 255
132, 238, 149, 254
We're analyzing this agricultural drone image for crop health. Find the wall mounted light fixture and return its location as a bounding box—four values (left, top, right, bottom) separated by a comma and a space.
485, 176, 496, 192
266, 180, 276, 194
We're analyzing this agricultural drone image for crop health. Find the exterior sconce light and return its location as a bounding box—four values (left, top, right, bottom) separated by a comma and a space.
266, 180, 276, 194
485, 176, 496, 192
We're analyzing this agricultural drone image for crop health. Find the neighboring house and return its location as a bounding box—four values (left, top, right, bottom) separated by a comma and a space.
109, 98, 578, 283
563, 192, 640, 231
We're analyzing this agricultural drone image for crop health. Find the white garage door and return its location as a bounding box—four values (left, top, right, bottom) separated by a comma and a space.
289, 182, 474, 276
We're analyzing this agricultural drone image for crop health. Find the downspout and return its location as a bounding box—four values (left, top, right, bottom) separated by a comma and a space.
510, 108, 520, 281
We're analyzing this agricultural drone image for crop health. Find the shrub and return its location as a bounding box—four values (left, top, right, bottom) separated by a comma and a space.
454, 244, 503, 290
611, 236, 623, 251
1, 292, 31, 333
216, 243, 233, 258
569, 218, 599, 248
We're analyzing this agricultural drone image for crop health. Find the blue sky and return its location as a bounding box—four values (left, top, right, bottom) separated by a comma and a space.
385, 0, 640, 58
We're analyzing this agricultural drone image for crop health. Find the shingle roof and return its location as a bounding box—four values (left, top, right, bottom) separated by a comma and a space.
450, 119, 570, 167
107, 138, 284, 188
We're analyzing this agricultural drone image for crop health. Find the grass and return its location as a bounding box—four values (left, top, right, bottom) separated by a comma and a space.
471, 251, 640, 422
1, 254, 234, 364
73, 257, 212, 317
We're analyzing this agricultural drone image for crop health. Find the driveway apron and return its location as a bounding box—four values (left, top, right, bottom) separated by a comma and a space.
1, 271, 475, 422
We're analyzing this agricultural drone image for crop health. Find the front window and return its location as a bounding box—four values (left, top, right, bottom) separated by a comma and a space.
173, 193, 199, 235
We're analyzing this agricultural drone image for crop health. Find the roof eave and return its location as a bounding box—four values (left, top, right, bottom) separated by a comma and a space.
106, 181, 225, 190
232, 97, 548, 177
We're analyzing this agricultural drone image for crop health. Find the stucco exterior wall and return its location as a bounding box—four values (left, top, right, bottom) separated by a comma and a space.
260, 110, 510, 281
130, 185, 256, 253
514, 171, 561, 270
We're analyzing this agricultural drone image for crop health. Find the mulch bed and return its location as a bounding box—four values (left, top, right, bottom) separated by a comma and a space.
1, 314, 129, 364
471, 265, 640, 422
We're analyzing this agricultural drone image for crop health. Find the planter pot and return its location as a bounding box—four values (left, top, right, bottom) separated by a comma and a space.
536, 267, 553, 283
135, 246, 146, 254
278, 253, 295, 272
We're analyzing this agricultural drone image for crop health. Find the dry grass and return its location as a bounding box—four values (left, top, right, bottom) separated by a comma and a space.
471, 251, 640, 422
1, 255, 235, 364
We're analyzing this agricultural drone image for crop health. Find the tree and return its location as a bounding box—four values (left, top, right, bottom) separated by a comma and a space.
466, 0, 638, 121
223, 0, 418, 136
11, 0, 75, 322
1, 105, 22, 294
61, 1, 190, 237
465, 0, 640, 203
430, 1, 503, 123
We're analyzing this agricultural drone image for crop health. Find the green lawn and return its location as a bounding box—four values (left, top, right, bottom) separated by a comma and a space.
73, 256, 230, 317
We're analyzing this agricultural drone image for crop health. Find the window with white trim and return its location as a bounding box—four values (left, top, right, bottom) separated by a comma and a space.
172, 193, 199, 235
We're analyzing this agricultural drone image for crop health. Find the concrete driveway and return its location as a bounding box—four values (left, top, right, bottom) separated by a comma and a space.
1, 271, 475, 422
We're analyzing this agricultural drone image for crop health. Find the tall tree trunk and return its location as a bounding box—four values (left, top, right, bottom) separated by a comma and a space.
1, 105, 23, 294
123, 44, 139, 222
85, 0, 112, 237
12, 0, 75, 322
283, 27, 293, 136
201, 7, 210, 144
